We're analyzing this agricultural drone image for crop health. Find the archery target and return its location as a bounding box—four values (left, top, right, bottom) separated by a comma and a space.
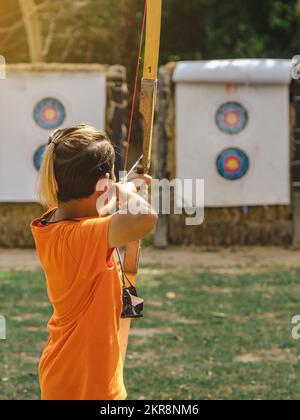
174, 75, 290, 207
33, 144, 47, 171
217, 148, 249, 181
34, 97, 66, 130
216, 102, 248, 135
0, 68, 106, 202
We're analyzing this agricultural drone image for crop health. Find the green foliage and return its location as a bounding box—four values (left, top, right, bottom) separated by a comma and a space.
162, 0, 300, 61
1, 0, 300, 66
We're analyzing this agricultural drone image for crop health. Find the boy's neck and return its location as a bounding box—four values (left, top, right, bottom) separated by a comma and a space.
56, 198, 98, 220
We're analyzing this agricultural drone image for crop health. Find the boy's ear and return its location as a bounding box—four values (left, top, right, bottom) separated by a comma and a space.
95, 174, 111, 193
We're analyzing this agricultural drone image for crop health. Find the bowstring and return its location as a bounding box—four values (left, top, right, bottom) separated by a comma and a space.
123, 0, 147, 173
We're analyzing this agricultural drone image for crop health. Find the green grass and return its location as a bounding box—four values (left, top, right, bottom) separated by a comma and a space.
1, 266, 300, 400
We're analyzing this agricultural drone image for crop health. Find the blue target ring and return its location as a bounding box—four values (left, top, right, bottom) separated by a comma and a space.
217, 148, 249, 181
34, 97, 66, 130
216, 102, 248, 135
33, 144, 47, 171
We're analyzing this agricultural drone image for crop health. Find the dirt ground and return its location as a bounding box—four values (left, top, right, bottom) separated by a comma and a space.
0, 246, 300, 273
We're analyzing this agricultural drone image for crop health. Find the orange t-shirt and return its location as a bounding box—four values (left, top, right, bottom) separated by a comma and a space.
31, 210, 127, 400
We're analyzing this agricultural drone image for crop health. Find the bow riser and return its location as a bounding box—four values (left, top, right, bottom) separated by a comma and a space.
138, 79, 158, 174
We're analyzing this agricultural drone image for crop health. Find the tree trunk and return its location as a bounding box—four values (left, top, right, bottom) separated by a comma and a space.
19, 0, 43, 62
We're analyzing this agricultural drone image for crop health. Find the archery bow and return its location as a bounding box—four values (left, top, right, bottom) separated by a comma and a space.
120, 0, 162, 365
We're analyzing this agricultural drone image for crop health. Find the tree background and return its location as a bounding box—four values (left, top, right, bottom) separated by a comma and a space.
1, 0, 300, 153
2, 0, 300, 74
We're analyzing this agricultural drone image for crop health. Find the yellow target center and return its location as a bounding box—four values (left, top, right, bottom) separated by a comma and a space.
44, 108, 57, 121
226, 158, 239, 171
226, 112, 239, 125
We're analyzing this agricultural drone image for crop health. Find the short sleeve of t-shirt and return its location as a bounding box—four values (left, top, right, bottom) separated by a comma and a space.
75, 215, 114, 275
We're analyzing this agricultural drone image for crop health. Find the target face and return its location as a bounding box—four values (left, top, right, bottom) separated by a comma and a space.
33, 144, 47, 171
216, 102, 248, 135
217, 148, 249, 181
34, 97, 66, 130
